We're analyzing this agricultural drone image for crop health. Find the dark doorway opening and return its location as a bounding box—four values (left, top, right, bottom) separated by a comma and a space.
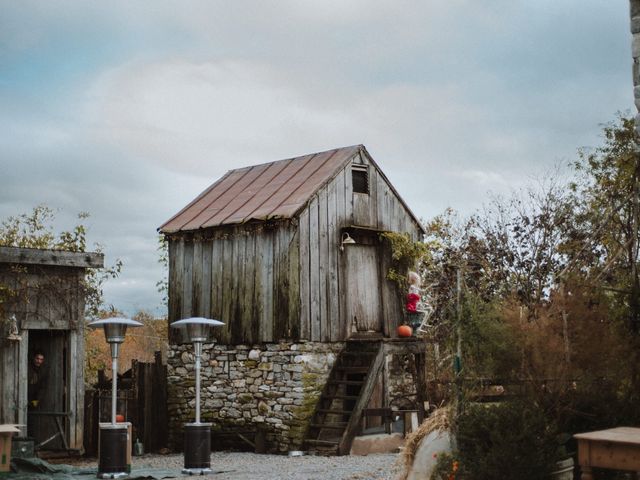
28, 329, 70, 450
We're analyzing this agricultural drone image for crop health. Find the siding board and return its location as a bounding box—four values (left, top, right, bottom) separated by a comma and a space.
318, 188, 329, 342
326, 179, 340, 342
298, 210, 311, 341
308, 197, 321, 342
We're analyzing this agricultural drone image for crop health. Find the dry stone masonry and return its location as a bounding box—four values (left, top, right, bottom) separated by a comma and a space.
167, 341, 344, 453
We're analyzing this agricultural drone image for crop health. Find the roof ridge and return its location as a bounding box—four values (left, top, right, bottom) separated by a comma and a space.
226, 144, 362, 173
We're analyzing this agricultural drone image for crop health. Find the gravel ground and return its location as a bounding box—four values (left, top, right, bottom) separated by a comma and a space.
65, 452, 403, 480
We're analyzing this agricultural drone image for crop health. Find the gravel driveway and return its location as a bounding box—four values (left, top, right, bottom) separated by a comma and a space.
68, 452, 403, 480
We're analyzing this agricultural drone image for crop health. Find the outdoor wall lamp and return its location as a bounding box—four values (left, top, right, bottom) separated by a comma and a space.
340, 232, 356, 251
171, 317, 224, 475
88, 317, 142, 479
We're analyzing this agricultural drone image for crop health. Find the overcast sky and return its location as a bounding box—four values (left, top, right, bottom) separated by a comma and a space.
0, 1, 633, 316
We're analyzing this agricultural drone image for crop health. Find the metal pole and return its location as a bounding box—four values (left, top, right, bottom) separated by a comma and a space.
110, 342, 120, 425
112, 356, 118, 425
194, 341, 202, 424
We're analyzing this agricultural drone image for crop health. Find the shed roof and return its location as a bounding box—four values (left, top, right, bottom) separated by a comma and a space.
160, 144, 424, 234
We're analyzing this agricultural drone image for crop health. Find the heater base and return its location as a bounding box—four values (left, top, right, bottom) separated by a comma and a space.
181, 467, 213, 475
98, 424, 130, 479
183, 423, 212, 471
97, 472, 129, 479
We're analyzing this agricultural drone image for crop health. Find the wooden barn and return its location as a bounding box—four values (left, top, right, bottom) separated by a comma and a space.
160, 145, 428, 454
161, 144, 424, 343
0, 246, 103, 452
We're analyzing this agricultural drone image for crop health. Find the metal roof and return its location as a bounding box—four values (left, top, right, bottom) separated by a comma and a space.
160, 145, 362, 233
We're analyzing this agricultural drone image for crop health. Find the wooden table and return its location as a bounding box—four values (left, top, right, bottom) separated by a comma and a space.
574, 427, 640, 479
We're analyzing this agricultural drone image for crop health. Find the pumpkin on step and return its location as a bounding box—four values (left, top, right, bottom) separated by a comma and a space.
397, 324, 413, 337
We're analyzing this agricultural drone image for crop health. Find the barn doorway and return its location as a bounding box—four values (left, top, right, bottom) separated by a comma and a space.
344, 241, 383, 334
27, 329, 70, 450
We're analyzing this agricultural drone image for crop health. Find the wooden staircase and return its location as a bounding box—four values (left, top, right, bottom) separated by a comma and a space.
304, 341, 385, 455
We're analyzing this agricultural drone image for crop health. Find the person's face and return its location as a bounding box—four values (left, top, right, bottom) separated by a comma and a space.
33, 354, 44, 367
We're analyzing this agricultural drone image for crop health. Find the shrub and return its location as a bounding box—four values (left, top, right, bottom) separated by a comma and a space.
456, 400, 557, 480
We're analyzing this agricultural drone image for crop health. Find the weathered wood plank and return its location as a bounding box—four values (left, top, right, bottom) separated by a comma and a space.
318, 187, 329, 342
220, 236, 233, 344
168, 239, 185, 343
308, 196, 321, 342
326, 177, 341, 342
298, 209, 311, 341
368, 167, 378, 229
210, 239, 223, 320
261, 232, 275, 342
192, 239, 203, 316
201, 240, 212, 319
230, 233, 243, 343
244, 233, 257, 343
181, 239, 194, 319
18, 330, 29, 436
287, 228, 300, 339
0, 246, 104, 268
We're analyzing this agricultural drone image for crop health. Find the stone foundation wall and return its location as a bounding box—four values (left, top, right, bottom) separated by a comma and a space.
167, 341, 344, 453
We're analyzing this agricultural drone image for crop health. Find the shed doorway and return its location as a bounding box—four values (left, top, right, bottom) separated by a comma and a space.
28, 329, 70, 450
344, 243, 383, 334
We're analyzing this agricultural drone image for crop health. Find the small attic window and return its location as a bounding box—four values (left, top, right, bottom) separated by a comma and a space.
352, 165, 369, 194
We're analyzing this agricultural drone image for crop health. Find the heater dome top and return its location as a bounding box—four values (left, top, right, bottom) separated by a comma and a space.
87, 317, 144, 327
170, 317, 224, 328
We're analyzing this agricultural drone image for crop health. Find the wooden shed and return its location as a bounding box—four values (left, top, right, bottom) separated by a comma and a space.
0, 246, 103, 452
160, 144, 425, 344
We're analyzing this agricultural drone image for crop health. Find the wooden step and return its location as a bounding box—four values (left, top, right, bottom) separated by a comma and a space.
311, 423, 347, 430
321, 394, 359, 401
340, 351, 376, 357
336, 366, 370, 373
317, 409, 352, 415
305, 439, 339, 447
328, 380, 364, 386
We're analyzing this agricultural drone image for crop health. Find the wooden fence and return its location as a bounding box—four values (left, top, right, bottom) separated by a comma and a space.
84, 352, 168, 455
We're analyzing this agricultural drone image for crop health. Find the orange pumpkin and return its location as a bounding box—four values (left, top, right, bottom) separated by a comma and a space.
116, 414, 125, 423
397, 325, 413, 337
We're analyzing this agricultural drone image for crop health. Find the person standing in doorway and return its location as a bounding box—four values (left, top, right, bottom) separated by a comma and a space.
28, 351, 47, 409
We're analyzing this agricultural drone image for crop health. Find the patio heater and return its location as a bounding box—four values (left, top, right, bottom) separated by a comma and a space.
170, 317, 224, 475
88, 317, 142, 479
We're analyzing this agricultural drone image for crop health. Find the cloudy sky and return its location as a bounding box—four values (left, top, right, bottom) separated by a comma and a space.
0, 1, 633, 316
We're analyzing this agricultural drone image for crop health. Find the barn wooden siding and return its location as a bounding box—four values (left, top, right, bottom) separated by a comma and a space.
168, 149, 423, 345
168, 220, 300, 345
297, 150, 423, 342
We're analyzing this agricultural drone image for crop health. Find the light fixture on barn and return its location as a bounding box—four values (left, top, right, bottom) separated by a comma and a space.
340, 232, 356, 251
171, 317, 224, 475
88, 317, 142, 479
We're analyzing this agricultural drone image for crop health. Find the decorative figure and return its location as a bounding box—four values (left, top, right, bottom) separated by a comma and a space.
6, 314, 21, 341
405, 271, 425, 335
406, 271, 421, 313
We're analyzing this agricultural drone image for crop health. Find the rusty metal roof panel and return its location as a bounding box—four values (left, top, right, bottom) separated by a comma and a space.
160, 145, 361, 233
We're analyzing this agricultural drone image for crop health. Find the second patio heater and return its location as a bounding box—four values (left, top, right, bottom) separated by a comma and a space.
171, 317, 224, 475
88, 317, 142, 479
